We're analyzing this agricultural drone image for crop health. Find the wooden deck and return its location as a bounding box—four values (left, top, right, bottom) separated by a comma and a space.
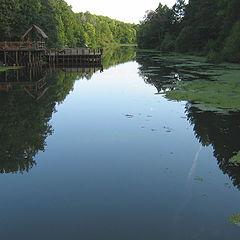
0, 42, 103, 66
46, 48, 103, 65
0, 41, 45, 50
0, 41, 46, 66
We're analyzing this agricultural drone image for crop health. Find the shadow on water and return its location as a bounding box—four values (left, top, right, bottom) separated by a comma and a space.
0, 47, 136, 174
136, 51, 240, 188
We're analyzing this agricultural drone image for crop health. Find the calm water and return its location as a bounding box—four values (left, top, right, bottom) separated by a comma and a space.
0, 48, 239, 239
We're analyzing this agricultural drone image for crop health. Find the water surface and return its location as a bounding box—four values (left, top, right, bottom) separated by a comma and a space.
0, 48, 239, 240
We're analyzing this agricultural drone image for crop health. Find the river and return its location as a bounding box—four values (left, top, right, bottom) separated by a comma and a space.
0, 47, 239, 239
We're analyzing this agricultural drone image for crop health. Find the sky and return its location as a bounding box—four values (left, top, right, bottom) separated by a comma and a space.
65, 0, 177, 24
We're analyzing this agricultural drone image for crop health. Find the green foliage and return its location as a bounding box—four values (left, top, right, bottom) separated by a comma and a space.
175, 26, 194, 53
0, 0, 20, 40
137, 0, 240, 63
137, 4, 173, 49
76, 13, 136, 48
206, 50, 223, 64
229, 152, 240, 165
0, 0, 136, 48
223, 21, 240, 63
160, 33, 175, 51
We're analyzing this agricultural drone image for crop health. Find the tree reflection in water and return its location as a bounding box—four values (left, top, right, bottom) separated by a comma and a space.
137, 52, 240, 188
0, 65, 101, 173
186, 104, 240, 188
0, 46, 136, 174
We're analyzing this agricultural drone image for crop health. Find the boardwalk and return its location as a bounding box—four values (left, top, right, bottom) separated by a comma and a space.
0, 41, 45, 66
0, 25, 102, 66
46, 48, 102, 65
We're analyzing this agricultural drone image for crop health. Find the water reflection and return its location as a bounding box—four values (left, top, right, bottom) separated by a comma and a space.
0, 47, 136, 174
136, 51, 224, 93
0, 66, 101, 173
102, 46, 136, 69
136, 52, 179, 93
137, 51, 240, 188
186, 104, 240, 188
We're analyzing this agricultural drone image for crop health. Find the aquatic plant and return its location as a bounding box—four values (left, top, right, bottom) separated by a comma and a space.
229, 152, 240, 165
229, 214, 240, 227
163, 57, 240, 113
194, 177, 204, 182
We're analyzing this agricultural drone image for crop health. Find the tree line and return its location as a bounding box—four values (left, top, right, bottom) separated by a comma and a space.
137, 0, 240, 63
0, 0, 136, 48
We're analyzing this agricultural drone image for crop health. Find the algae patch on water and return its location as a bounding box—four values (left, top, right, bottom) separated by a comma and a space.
229, 151, 240, 165
194, 176, 204, 182
165, 64, 240, 113
137, 52, 240, 113
229, 214, 240, 227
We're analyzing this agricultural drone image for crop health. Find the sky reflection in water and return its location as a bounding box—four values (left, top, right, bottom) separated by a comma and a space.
0, 52, 239, 239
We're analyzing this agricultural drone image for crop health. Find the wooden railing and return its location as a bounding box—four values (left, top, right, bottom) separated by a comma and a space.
0, 41, 45, 50
47, 48, 103, 56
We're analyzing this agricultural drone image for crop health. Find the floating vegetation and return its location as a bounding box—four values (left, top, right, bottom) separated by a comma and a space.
229, 214, 240, 227
137, 52, 240, 114
194, 177, 204, 182
164, 59, 240, 114
229, 151, 240, 165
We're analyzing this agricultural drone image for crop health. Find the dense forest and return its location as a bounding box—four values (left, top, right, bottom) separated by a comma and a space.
0, 0, 136, 48
137, 0, 240, 63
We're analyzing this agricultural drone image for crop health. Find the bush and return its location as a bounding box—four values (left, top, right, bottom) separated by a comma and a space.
160, 33, 176, 51
175, 26, 195, 53
222, 21, 240, 63
207, 50, 223, 63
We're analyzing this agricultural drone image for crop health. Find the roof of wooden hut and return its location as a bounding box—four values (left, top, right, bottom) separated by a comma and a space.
22, 25, 48, 40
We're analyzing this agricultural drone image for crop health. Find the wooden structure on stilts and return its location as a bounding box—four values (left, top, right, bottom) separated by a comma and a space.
0, 24, 103, 67
0, 25, 48, 67
45, 48, 102, 66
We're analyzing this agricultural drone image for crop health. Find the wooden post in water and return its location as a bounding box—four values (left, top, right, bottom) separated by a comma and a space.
4, 51, 7, 66
15, 51, 18, 65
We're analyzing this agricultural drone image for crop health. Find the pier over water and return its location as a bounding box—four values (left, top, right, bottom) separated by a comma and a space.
0, 25, 102, 67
